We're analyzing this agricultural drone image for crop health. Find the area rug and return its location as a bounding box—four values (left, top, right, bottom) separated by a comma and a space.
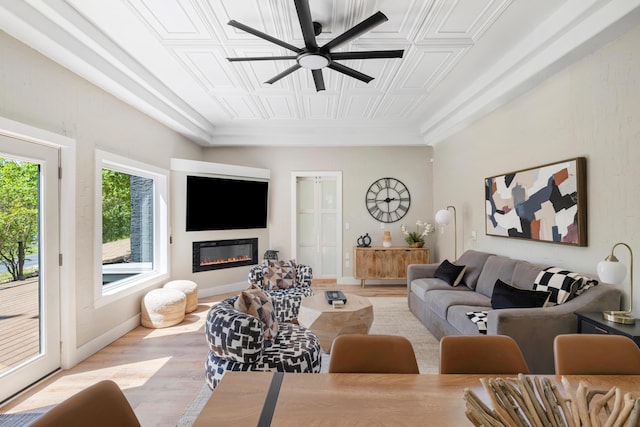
177, 297, 439, 426
0, 412, 45, 426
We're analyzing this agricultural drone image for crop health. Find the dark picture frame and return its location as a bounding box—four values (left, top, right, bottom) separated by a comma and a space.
485, 157, 587, 246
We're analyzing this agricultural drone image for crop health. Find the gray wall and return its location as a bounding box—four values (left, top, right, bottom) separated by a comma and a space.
432, 23, 640, 315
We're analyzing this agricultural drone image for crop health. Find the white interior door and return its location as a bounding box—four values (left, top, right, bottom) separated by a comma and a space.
0, 135, 60, 402
292, 172, 342, 280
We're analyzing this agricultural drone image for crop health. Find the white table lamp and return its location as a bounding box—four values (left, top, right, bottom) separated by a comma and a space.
597, 242, 634, 324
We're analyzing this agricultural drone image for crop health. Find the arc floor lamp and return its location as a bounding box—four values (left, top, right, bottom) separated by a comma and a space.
435, 206, 457, 259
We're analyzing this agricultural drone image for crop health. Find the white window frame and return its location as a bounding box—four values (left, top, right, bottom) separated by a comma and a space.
94, 150, 169, 307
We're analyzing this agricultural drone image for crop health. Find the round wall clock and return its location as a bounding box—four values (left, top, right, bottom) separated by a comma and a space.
365, 177, 411, 223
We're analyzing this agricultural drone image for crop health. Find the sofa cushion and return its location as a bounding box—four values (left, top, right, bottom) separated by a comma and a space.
434, 259, 467, 286
410, 278, 472, 302
512, 261, 549, 290
491, 279, 551, 309
475, 255, 519, 298
456, 250, 495, 290
425, 289, 491, 320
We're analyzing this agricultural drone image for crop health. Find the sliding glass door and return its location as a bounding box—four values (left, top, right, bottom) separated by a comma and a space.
0, 135, 60, 402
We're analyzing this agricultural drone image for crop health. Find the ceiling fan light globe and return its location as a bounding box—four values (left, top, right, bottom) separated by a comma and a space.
297, 53, 329, 69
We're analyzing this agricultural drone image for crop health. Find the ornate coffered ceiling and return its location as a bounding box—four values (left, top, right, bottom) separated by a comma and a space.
0, 0, 638, 146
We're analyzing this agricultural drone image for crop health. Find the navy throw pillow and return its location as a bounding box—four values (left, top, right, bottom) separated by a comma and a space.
434, 259, 466, 287
491, 279, 551, 309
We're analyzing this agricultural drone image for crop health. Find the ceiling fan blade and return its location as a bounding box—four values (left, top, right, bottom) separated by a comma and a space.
330, 50, 404, 60
328, 62, 374, 83
321, 11, 388, 51
265, 64, 301, 84
227, 56, 298, 62
228, 20, 302, 53
294, 0, 318, 49
312, 69, 325, 92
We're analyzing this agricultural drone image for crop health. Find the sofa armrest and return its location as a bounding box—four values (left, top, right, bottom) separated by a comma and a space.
487, 285, 622, 373
407, 263, 439, 284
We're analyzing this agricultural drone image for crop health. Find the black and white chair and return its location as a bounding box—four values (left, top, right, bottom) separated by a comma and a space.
204, 295, 322, 390
247, 260, 313, 323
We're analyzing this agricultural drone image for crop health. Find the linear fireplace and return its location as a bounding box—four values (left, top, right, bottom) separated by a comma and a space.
193, 238, 258, 273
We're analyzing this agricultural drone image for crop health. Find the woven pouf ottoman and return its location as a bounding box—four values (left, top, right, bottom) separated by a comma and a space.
163, 280, 198, 313
141, 288, 186, 328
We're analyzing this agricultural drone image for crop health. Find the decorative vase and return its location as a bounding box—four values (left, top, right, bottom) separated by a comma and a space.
382, 231, 392, 248
409, 241, 424, 248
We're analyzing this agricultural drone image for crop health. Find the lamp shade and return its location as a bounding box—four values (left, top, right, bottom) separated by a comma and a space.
597, 260, 627, 284
435, 209, 453, 226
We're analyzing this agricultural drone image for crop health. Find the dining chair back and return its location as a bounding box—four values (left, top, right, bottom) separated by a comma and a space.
439, 335, 530, 374
554, 333, 640, 374
29, 380, 141, 427
328, 334, 420, 373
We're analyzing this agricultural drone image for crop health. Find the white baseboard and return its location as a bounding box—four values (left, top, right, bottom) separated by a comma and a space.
63, 314, 141, 369
197, 281, 247, 298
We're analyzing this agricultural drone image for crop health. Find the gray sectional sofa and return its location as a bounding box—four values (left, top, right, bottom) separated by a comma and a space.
407, 250, 622, 373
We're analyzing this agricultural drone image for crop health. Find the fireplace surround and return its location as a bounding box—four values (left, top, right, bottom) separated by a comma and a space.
193, 238, 258, 273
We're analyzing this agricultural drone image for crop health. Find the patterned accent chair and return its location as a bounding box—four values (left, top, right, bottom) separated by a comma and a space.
248, 263, 314, 323
205, 296, 322, 390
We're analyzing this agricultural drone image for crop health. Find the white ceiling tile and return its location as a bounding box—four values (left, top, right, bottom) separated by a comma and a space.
127, 0, 212, 40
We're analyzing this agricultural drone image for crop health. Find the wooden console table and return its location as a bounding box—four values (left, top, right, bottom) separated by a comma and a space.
353, 246, 429, 287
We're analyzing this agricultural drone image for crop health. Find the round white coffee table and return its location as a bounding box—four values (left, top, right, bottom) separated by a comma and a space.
297, 293, 374, 353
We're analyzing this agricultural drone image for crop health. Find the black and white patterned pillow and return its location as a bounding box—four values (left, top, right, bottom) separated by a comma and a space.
533, 267, 584, 305
466, 311, 488, 335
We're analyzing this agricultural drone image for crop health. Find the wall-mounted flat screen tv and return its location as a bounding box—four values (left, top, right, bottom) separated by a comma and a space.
186, 175, 268, 231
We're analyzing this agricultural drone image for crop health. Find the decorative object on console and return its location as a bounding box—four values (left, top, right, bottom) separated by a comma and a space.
382, 231, 392, 247
366, 177, 411, 223
435, 205, 457, 258
401, 220, 434, 248
225, 0, 404, 92
263, 250, 279, 260
357, 233, 372, 247
597, 242, 635, 324
484, 157, 587, 246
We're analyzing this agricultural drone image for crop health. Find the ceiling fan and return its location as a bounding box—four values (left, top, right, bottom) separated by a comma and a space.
226, 0, 404, 92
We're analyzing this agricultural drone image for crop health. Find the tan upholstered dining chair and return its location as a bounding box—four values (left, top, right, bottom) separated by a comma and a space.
328, 334, 420, 373
554, 333, 640, 374
439, 335, 530, 374
30, 380, 141, 427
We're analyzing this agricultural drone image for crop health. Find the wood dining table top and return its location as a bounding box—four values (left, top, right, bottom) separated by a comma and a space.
192, 372, 640, 426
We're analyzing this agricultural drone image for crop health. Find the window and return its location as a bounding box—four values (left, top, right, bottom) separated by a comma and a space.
95, 151, 168, 301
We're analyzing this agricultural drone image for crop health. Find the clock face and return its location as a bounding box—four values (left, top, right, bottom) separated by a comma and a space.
365, 177, 411, 223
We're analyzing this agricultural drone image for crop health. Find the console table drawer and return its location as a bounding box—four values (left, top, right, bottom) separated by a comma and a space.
575, 312, 640, 347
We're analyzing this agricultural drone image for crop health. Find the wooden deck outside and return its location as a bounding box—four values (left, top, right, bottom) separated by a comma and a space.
0, 278, 40, 372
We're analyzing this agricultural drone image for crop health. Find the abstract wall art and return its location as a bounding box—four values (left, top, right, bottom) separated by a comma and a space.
485, 157, 587, 246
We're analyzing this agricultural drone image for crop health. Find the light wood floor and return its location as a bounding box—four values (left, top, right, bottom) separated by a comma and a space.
0, 283, 406, 427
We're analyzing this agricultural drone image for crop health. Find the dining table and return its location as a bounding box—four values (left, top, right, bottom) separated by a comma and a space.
192, 372, 640, 426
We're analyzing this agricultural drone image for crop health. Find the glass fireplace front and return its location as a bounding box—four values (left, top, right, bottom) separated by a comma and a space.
192, 238, 258, 272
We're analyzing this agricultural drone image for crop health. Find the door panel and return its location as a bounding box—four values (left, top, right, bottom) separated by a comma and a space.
0, 135, 60, 402
294, 173, 341, 279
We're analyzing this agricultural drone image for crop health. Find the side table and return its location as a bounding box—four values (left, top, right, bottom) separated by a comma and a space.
575, 312, 640, 347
